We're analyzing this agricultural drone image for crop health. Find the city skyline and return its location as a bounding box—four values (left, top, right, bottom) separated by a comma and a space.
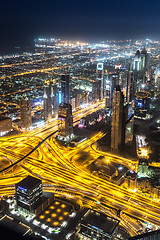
1, 0, 160, 54
0, 3, 160, 237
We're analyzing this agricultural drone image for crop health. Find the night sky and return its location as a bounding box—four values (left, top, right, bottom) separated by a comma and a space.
1, 0, 160, 53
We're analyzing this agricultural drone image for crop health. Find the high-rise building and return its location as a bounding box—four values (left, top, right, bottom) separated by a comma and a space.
105, 74, 111, 108
111, 86, 125, 152
97, 62, 104, 100
58, 102, 73, 141
141, 47, 149, 82
15, 175, 43, 213
134, 91, 151, 119
15, 175, 54, 216
61, 74, 70, 104
75, 92, 80, 109
93, 63, 104, 101
20, 94, 32, 129
52, 83, 58, 116
133, 50, 141, 71
43, 85, 51, 121
126, 70, 136, 103
43, 80, 58, 121
155, 65, 160, 92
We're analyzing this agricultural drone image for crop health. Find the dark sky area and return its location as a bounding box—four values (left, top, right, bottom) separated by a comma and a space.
1, 0, 160, 53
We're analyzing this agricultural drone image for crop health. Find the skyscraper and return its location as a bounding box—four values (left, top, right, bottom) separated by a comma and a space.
15, 175, 42, 213
43, 79, 58, 121
20, 94, 32, 129
58, 102, 73, 141
111, 86, 124, 152
134, 91, 150, 119
43, 84, 51, 121
93, 63, 104, 101
126, 69, 136, 103
97, 62, 104, 100
133, 50, 141, 71
105, 74, 111, 108
61, 74, 70, 104
141, 47, 149, 83
52, 83, 58, 116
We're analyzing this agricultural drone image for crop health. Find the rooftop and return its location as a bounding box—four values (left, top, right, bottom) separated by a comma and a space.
81, 210, 119, 236
15, 175, 42, 190
36, 199, 74, 229
135, 91, 150, 98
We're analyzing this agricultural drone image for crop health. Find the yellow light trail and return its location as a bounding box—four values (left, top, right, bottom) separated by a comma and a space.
0, 102, 159, 228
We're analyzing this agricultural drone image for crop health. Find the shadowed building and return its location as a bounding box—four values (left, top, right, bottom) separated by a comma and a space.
20, 94, 32, 129
111, 86, 125, 152
61, 74, 70, 104
93, 63, 104, 101
58, 102, 73, 141
76, 209, 119, 240
43, 79, 58, 121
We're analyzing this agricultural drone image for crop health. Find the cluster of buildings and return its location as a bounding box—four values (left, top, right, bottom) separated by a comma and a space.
0, 38, 160, 240
0, 175, 121, 239
123, 159, 160, 199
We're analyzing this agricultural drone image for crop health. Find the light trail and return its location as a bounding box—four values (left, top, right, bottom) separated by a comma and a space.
0, 102, 160, 228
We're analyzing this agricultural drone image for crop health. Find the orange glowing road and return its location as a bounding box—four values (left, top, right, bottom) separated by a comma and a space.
0, 101, 160, 230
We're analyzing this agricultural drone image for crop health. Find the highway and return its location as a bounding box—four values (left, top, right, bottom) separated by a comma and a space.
0, 101, 160, 232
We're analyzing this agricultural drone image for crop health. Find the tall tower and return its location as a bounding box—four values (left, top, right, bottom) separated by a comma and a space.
43, 79, 58, 121
52, 83, 58, 116
96, 63, 104, 100
93, 63, 104, 101
126, 67, 137, 103
105, 74, 111, 108
133, 50, 141, 71
20, 94, 32, 129
141, 47, 149, 83
58, 103, 73, 141
43, 81, 51, 121
111, 86, 124, 152
61, 74, 70, 104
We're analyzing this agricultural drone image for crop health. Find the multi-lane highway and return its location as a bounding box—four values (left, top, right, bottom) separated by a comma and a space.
0, 101, 160, 232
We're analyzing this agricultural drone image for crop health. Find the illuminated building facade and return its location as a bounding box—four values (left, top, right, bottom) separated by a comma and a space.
105, 74, 111, 108
141, 47, 149, 83
61, 74, 70, 104
58, 102, 73, 141
134, 91, 150, 119
43, 85, 51, 121
93, 63, 104, 101
111, 86, 124, 152
20, 94, 32, 129
125, 116, 134, 143
43, 80, 58, 121
15, 176, 43, 213
133, 50, 141, 71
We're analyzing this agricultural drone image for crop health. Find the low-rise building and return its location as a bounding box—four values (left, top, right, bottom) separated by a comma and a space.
76, 209, 119, 240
